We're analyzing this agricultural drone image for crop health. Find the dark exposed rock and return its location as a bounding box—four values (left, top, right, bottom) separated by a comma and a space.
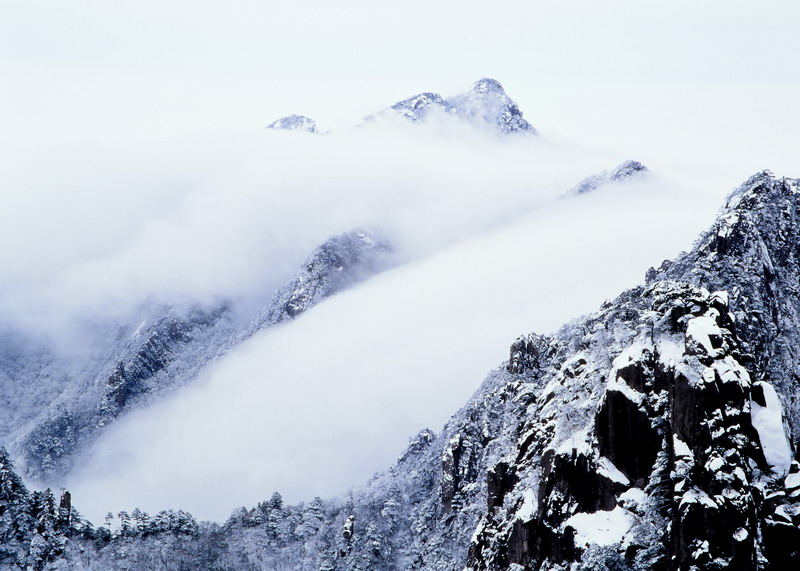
466, 172, 800, 570
596, 387, 660, 488
487, 462, 517, 512
508, 332, 550, 374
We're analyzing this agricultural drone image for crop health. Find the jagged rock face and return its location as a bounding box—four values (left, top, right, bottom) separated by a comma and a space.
569, 160, 648, 195
391, 92, 455, 122
267, 114, 318, 133
466, 172, 800, 570
448, 78, 536, 135
386, 78, 537, 135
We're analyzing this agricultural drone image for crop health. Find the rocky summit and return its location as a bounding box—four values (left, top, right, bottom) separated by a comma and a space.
568, 160, 649, 195
385, 78, 537, 135
267, 114, 318, 133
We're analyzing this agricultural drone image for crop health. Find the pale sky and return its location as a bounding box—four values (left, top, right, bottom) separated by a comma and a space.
2, 1, 799, 150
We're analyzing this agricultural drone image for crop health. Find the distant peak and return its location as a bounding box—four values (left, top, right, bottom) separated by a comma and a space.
384, 78, 536, 135
471, 78, 506, 95
568, 160, 649, 195
391, 92, 454, 121
267, 115, 318, 133
609, 160, 648, 181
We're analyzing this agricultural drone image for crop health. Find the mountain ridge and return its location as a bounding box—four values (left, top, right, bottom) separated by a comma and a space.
268, 78, 538, 136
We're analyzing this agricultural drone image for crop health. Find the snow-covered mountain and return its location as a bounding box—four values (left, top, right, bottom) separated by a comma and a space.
2, 230, 392, 482
266, 78, 536, 135
568, 160, 648, 195
2, 77, 798, 570
0, 84, 649, 497
2, 167, 799, 568
354, 78, 536, 134
267, 114, 319, 133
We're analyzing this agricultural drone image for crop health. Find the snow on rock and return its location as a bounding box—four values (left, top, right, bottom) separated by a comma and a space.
685, 314, 723, 358
568, 160, 648, 195
598, 456, 630, 485
673, 436, 693, 459
564, 505, 634, 547
266, 114, 318, 133
390, 92, 454, 122
751, 380, 793, 475
381, 78, 537, 135
516, 488, 537, 523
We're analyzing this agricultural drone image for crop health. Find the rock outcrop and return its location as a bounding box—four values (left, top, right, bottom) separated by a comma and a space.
379, 78, 537, 135
568, 160, 648, 195
267, 114, 318, 133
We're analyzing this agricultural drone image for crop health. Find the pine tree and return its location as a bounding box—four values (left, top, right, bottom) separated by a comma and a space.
0, 447, 32, 567
117, 510, 131, 535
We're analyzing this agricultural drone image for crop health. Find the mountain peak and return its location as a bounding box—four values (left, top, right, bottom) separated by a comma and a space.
390, 92, 454, 122
471, 77, 506, 95
266, 114, 318, 133
568, 160, 648, 195
385, 78, 536, 135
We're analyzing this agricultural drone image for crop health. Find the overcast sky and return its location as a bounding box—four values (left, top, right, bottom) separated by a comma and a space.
2, 1, 799, 153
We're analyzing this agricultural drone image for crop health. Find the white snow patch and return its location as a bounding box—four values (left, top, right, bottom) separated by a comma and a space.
680, 486, 718, 510
556, 428, 592, 457
565, 506, 634, 547
611, 340, 653, 369
774, 504, 792, 523
619, 487, 646, 505
517, 488, 538, 523
750, 381, 793, 475
470, 520, 485, 543
656, 336, 685, 367
733, 527, 748, 542
785, 470, 800, 491
713, 356, 750, 386
692, 540, 710, 559
706, 455, 725, 473
686, 314, 722, 356
598, 456, 630, 485
673, 436, 693, 459
607, 343, 650, 403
